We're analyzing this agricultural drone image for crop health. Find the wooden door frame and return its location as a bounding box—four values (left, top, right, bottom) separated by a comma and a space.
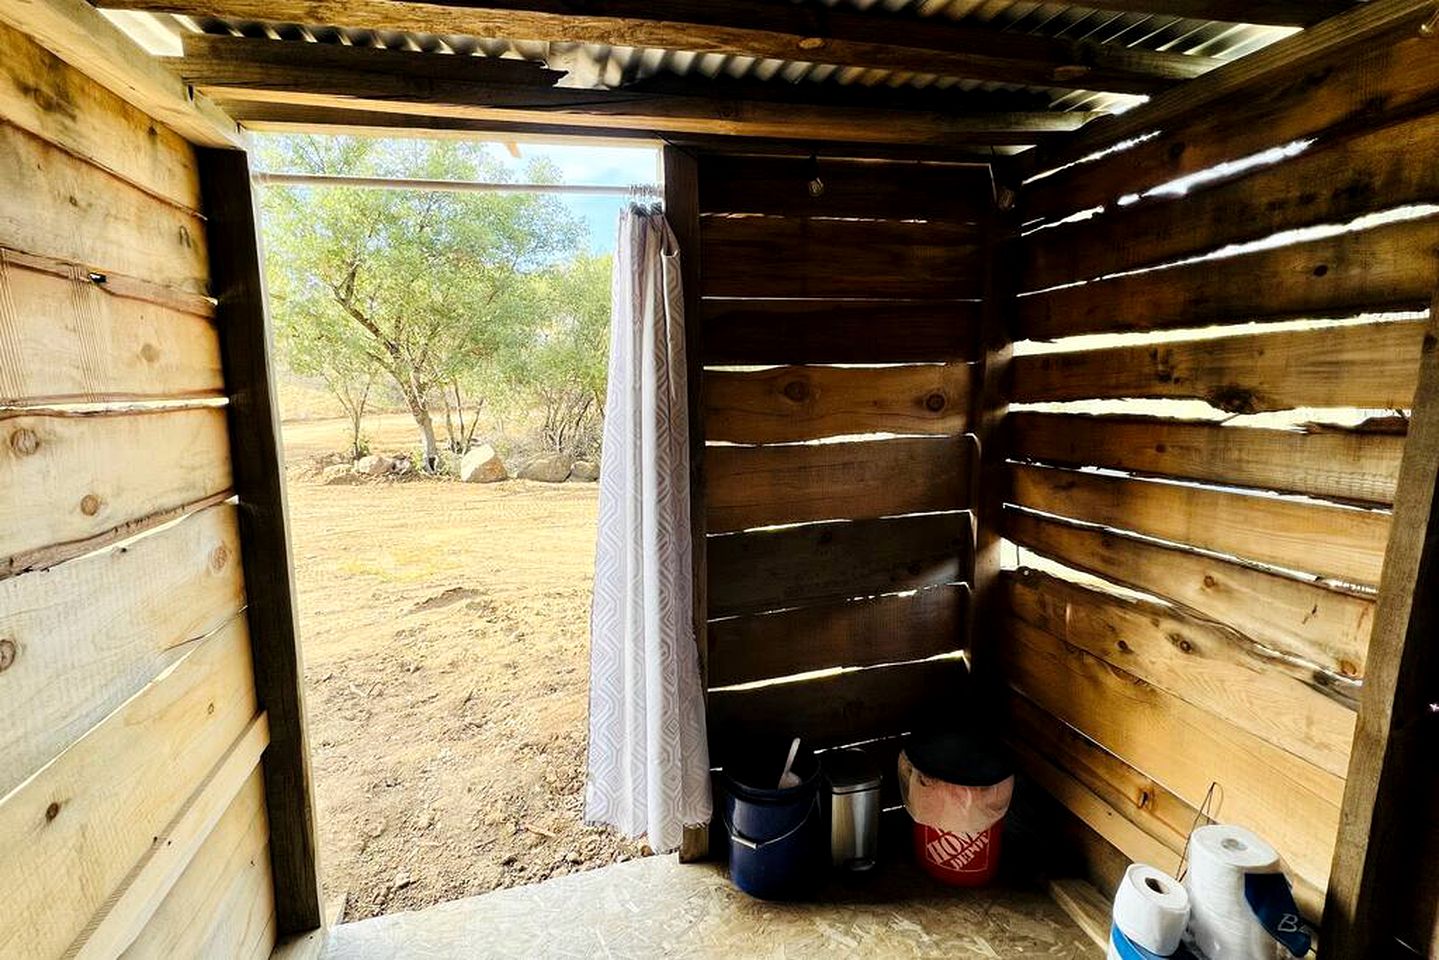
199, 147, 324, 935
1322, 291, 1439, 957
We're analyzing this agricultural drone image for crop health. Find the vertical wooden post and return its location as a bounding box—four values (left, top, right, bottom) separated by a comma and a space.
966, 172, 1017, 690
664, 145, 711, 862
198, 147, 323, 933
1322, 292, 1439, 958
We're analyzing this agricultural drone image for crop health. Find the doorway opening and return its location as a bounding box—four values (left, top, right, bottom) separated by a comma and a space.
256, 132, 662, 921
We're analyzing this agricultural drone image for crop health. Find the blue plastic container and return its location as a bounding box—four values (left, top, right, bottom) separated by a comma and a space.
722, 748, 823, 900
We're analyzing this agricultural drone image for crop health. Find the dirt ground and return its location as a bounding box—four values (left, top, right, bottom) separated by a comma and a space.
280, 415, 647, 922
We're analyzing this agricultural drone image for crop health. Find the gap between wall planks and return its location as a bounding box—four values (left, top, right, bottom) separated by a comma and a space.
1022, 106, 1439, 293
1006, 508, 1373, 681
1011, 318, 1426, 414
707, 656, 969, 761
704, 436, 972, 533
1020, 20, 1439, 224
663, 144, 711, 864
1015, 213, 1439, 342
1009, 412, 1405, 506
198, 147, 322, 934
1323, 297, 1439, 957
707, 512, 972, 619
1009, 463, 1390, 587
707, 584, 968, 688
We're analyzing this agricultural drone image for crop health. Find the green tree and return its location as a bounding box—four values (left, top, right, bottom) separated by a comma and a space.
258, 135, 585, 470
270, 285, 381, 460
501, 253, 612, 456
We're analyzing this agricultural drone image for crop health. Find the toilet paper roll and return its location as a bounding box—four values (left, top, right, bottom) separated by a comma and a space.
1112, 863, 1190, 956
1184, 825, 1307, 959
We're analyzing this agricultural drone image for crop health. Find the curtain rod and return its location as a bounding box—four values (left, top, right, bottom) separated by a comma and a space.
253, 171, 662, 197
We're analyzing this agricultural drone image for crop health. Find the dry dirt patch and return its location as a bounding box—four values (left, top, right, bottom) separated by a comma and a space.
282, 417, 646, 921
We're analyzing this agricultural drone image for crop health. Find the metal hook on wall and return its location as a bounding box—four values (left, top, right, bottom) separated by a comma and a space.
805, 153, 825, 198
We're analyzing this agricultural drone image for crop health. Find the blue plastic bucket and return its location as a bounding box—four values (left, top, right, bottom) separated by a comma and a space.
722, 749, 823, 900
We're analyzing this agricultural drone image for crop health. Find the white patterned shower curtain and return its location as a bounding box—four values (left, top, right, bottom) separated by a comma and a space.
585, 204, 711, 853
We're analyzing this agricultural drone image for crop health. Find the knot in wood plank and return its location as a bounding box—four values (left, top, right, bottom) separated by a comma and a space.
9, 427, 38, 456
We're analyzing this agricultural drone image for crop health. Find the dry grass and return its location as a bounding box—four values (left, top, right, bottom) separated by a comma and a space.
281, 416, 646, 922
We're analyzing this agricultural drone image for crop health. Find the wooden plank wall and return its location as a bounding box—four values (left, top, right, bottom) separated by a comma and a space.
1003, 29, 1439, 921
695, 155, 993, 773
0, 22, 276, 959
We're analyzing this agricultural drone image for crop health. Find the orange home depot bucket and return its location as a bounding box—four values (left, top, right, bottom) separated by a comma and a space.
913, 819, 1005, 886
899, 731, 1014, 888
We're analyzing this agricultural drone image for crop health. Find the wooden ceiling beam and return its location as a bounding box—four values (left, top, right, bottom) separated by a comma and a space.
177, 36, 1096, 146
220, 99, 1019, 164
102, 0, 1221, 94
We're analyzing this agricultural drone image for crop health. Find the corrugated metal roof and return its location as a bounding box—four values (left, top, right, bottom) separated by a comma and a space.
102, 1, 1297, 118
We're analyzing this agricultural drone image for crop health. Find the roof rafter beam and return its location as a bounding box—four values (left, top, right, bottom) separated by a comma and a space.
177, 35, 1097, 146
102, 0, 1223, 94
215, 99, 1024, 164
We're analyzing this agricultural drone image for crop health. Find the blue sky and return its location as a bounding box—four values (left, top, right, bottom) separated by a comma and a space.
487, 142, 660, 254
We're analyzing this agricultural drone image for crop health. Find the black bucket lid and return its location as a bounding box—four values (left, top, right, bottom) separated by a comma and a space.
905, 729, 1011, 788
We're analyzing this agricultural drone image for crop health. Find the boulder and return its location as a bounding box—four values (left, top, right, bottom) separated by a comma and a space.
354, 454, 393, 476
518, 453, 573, 483
570, 459, 600, 482
460, 444, 507, 483
321, 463, 361, 485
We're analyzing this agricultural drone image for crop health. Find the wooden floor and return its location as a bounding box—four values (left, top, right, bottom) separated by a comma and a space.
314, 854, 1103, 959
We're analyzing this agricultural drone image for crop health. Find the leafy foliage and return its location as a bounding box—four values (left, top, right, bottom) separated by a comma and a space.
497, 253, 612, 456
259, 135, 598, 469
